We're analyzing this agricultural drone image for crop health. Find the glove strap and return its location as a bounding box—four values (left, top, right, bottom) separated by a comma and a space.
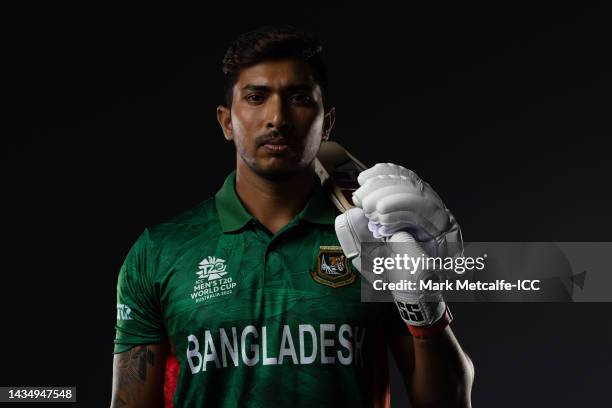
407, 306, 453, 338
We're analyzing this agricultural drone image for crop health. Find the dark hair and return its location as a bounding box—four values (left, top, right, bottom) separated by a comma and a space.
222, 25, 329, 109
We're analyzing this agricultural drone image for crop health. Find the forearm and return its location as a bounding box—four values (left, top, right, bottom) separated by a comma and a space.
409, 327, 474, 408
111, 343, 167, 408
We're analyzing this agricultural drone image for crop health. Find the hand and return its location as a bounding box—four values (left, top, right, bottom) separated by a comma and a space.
335, 207, 446, 327
353, 163, 463, 258
335, 162, 462, 329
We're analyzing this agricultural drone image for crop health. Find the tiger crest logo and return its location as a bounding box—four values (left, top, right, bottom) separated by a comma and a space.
311, 246, 356, 288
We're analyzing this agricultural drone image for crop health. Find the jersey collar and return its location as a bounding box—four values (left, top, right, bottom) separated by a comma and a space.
215, 170, 338, 233
298, 180, 338, 225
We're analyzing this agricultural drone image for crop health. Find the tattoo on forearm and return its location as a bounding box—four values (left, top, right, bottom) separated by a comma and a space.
112, 346, 155, 406
117, 346, 155, 386
112, 395, 127, 407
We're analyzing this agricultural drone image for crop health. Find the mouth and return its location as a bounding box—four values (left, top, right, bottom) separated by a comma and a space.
261, 138, 292, 153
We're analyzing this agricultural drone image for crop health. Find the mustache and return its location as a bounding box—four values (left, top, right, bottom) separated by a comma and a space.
255, 131, 292, 147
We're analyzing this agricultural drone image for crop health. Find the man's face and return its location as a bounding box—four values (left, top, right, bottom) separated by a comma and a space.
218, 58, 333, 180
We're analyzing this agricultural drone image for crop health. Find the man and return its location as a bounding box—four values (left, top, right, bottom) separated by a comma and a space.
112, 26, 474, 407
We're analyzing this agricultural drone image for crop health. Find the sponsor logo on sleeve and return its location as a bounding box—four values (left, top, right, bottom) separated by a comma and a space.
116, 303, 133, 321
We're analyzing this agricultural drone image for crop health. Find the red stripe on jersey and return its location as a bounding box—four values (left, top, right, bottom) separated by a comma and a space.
164, 342, 179, 408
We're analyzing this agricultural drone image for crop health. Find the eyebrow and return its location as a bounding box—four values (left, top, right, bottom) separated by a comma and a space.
241, 84, 315, 93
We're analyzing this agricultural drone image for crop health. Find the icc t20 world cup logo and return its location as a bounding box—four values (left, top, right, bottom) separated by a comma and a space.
196, 256, 228, 281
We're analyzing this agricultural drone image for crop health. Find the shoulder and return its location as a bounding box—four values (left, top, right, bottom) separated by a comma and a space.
145, 197, 221, 249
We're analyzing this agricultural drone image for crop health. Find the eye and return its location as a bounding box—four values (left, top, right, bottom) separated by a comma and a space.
290, 94, 313, 105
245, 93, 265, 103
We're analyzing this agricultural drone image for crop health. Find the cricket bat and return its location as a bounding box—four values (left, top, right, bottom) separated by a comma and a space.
314, 141, 367, 213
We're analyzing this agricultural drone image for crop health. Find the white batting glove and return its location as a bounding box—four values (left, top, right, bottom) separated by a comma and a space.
335, 208, 446, 327
353, 163, 463, 258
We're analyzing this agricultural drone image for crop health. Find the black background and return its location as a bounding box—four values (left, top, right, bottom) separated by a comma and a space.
2, 1, 611, 407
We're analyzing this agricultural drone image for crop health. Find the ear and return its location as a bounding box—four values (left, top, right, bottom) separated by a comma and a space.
217, 105, 233, 141
322, 106, 335, 141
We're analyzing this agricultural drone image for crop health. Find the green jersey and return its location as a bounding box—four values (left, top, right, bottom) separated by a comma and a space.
114, 171, 408, 407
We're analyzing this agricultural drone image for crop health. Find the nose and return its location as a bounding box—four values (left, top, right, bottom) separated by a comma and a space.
265, 95, 291, 132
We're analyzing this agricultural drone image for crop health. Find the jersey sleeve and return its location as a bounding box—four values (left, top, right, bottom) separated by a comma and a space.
114, 229, 167, 353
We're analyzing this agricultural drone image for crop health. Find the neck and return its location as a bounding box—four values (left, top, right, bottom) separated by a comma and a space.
235, 160, 317, 234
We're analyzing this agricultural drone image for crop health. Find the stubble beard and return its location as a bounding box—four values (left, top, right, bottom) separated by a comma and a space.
235, 141, 310, 182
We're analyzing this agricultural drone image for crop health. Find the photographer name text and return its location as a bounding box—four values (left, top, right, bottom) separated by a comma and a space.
373, 279, 541, 291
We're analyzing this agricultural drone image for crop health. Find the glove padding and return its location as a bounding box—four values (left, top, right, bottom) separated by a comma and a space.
335, 208, 446, 326
353, 163, 463, 258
